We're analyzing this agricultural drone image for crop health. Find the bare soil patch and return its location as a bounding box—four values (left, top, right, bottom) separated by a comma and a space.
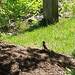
0, 41, 75, 75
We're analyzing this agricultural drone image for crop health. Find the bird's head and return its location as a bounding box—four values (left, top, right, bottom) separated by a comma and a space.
43, 41, 45, 44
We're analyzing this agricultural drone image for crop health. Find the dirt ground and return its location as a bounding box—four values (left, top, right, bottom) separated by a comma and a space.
0, 41, 74, 75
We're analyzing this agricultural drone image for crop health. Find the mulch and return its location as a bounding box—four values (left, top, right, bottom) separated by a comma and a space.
0, 41, 75, 75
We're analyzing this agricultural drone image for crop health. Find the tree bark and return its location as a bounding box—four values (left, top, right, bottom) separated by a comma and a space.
43, 0, 58, 24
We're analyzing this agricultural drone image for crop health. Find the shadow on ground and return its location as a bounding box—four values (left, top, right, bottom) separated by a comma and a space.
18, 18, 57, 34
16, 49, 48, 72
19, 21, 48, 34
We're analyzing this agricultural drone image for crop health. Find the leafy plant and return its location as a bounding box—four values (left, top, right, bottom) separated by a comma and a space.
59, 0, 75, 18
0, 0, 42, 32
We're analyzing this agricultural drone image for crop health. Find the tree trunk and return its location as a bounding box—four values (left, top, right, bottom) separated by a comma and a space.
43, 0, 58, 24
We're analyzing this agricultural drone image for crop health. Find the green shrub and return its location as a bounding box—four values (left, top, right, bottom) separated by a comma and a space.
0, 0, 75, 32
59, 0, 75, 18
0, 0, 42, 32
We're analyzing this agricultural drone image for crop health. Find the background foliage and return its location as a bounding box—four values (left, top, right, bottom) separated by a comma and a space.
0, 0, 42, 32
59, 0, 75, 18
0, 0, 75, 32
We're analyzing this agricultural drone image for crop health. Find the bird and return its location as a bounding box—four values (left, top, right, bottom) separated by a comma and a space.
42, 41, 48, 50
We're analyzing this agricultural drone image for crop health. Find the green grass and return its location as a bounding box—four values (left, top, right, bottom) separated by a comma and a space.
1, 18, 75, 55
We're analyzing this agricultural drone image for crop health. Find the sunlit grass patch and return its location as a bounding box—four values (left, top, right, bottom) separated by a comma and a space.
1, 18, 75, 55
